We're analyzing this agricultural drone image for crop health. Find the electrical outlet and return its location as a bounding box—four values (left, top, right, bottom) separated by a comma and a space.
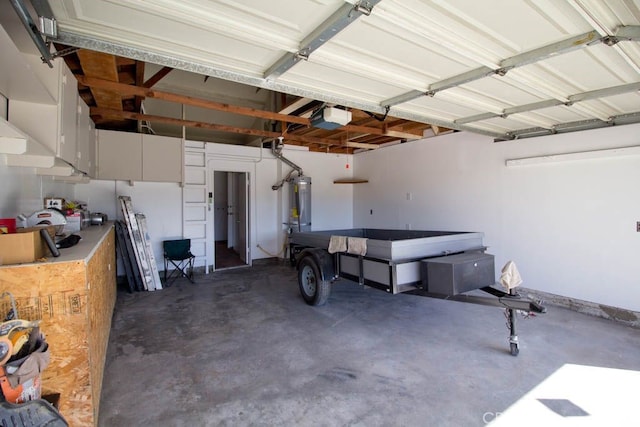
405, 223, 411, 230
406, 192, 412, 201
637, 221, 640, 232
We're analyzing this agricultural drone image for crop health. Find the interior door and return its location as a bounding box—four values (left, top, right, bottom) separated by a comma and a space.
213, 171, 228, 242
227, 172, 236, 249
235, 173, 249, 263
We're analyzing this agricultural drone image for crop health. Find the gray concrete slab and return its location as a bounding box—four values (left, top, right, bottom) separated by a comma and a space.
99, 261, 640, 426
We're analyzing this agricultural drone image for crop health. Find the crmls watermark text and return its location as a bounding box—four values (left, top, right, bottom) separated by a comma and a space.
483, 412, 502, 424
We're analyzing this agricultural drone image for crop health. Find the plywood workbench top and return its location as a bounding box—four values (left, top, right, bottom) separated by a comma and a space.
0, 222, 114, 268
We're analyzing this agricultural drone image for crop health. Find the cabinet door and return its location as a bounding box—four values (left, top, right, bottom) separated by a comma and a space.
142, 134, 182, 182
88, 119, 96, 178
75, 96, 91, 174
97, 130, 142, 180
58, 66, 77, 164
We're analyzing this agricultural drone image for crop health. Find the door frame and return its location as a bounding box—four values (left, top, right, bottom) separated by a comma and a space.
207, 162, 252, 271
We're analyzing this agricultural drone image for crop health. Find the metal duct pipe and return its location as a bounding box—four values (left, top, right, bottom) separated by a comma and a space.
271, 137, 303, 190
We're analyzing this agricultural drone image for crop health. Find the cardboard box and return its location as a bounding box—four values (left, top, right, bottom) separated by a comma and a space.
0, 226, 55, 265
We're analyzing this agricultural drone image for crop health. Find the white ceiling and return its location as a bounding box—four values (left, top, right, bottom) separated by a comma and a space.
26, 0, 640, 140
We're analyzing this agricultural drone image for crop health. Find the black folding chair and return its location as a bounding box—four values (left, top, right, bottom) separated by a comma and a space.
163, 239, 196, 285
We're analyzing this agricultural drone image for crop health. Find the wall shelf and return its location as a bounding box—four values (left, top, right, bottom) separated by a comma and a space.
333, 178, 369, 184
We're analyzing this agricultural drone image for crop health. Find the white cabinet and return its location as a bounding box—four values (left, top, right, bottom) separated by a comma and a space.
8, 62, 74, 161
142, 134, 182, 182
75, 96, 96, 177
5, 58, 95, 173
97, 130, 182, 182
58, 65, 78, 165
97, 130, 142, 181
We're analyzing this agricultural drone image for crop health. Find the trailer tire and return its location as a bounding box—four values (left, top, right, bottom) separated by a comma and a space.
298, 256, 330, 306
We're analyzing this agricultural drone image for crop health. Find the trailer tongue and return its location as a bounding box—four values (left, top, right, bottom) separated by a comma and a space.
289, 228, 545, 356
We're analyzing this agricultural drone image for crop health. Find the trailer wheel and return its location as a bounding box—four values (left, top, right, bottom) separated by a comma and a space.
510, 342, 519, 356
298, 256, 330, 306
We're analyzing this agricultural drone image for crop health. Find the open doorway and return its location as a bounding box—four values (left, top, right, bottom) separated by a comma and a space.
213, 171, 249, 270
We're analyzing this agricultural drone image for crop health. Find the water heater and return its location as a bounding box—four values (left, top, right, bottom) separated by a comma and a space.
289, 176, 311, 232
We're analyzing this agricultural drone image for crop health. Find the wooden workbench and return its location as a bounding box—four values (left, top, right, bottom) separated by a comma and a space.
0, 223, 117, 426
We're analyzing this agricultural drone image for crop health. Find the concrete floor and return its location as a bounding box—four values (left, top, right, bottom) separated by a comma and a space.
99, 260, 640, 426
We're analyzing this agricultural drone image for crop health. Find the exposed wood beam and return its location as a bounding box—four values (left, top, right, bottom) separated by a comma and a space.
383, 130, 421, 140
77, 50, 122, 110
343, 124, 421, 140
135, 62, 145, 88
341, 124, 379, 134
78, 76, 311, 125
90, 107, 356, 148
143, 66, 173, 88
345, 141, 380, 149
77, 76, 409, 141
92, 107, 279, 139
278, 97, 313, 115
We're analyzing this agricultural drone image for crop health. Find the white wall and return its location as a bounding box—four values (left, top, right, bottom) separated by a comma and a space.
0, 159, 75, 218
204, 142, 354, 262
72, 140, 355, 274
75, 180, 182, 270
353, 124, 640, 312
206, 143, 279, 263
280, 148, 354, 230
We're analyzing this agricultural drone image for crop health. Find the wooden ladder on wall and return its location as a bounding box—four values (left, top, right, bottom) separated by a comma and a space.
182, 141, 208, 273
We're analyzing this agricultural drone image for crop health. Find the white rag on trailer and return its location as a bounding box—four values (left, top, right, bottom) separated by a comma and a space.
347, 237, 368, 256
500, 261, 523, 290
328, 235, 347, 254
327, 235, 368, 256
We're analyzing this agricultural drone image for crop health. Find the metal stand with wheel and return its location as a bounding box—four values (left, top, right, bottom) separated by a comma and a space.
508, 297, 519, 356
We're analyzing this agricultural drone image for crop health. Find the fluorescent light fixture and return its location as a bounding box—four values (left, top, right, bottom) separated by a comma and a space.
506, 146, 640, 167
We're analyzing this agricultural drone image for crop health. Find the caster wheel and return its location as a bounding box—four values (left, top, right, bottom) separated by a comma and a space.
510, 342, 519, 356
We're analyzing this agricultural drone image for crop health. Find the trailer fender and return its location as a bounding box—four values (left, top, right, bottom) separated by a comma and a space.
297, 248, 336, 282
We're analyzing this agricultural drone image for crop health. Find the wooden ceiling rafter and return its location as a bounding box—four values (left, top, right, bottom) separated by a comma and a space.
63, 48, 447, 152
90, 107, 360, 151
76, 76, 433, 145
76, 50, 122, 111
77, 75, 311, 126
143, 66, 173, 88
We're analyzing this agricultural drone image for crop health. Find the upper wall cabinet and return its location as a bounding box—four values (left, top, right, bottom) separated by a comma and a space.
97, 130, 142, 181
75, 96, 96, 177
97, 130, 182, 182
142, 134, 182, 182
7, 60, 92, 170
58, 66, 78, 165
1, 23, 96, 177
8, 62, 69, 160
0, 26, 55, 105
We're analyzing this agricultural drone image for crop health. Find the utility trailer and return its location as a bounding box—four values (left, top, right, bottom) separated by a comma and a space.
289, 228, 545, 356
